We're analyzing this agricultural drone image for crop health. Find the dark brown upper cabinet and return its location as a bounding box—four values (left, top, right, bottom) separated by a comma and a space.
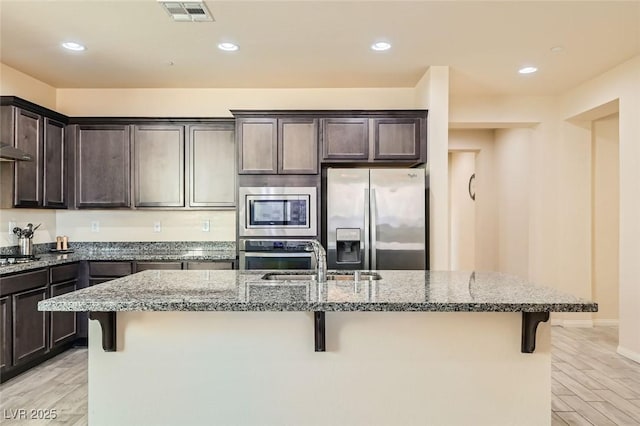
43, 118, 66, 208
189, 124, 236, 207
69, 119, 236, 210
0, 98, 69, 209
237, 118, 278, 174
236, 114, 319, 175
12, 108, 42, 207
76, 125, 131, 208
372, 118, 421, 161
278, 118, 318, 174
234, 110, 426, 169
322, 113, 426, 164
133, 125, 185, 207
321, 118, 369, 161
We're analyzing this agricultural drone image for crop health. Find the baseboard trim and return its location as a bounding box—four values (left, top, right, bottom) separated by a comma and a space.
552, 319, 594, 328
593, 319, 619, 326
617, 346, 640, 364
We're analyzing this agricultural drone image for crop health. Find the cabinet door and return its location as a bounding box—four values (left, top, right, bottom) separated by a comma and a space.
372, 118, 420, 160
278, 118, 318, 174
89, 261, 133, 277
76, 125, 131, 208
135, 262, 182, 272
184, 261, 234, 270
134, 125, 185, 207
12, 286, 48, 366
321, 118, 369, 161
43, 118, 66, 208
189, 124, 236, 207
0, 296, 11, 373
238, 118, 277, 174
50, 280, 77, 348
14, 108, 43, 207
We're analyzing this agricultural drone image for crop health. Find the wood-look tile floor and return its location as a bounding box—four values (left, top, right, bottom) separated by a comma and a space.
0, 326, 638, 425
0, 349, 87, 425
552, 326, 640, 425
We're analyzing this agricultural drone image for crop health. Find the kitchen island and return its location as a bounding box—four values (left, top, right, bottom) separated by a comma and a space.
39, 270, 596, 426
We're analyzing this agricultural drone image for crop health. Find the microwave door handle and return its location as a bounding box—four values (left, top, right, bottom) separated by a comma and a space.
363, 188, 370, 270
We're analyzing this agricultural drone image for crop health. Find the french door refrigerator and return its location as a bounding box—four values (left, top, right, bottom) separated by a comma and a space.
326, 168, 427, 270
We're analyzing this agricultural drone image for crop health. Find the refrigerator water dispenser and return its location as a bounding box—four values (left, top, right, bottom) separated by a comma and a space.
336, 228, 361, 263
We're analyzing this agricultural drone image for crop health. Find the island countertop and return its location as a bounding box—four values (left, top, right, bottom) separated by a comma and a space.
38, 270, 597, 313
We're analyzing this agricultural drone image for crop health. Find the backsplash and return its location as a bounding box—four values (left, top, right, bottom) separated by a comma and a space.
0, 241, 235, 256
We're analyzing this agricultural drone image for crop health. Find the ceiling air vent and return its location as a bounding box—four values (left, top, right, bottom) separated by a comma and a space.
158, 1, 214, 22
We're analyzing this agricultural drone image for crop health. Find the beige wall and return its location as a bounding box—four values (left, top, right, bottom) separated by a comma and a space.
561, 55, 640, 361
0, 63, 57, 109
450, 55, 640, 361
494, 128, 532, 278
56, 210, 235, 243
0, 208, 57, 247
448, 151, 476, 270
592, 114, 619, 323
56, 87, 415, 117
415, 66, 450, 269
449, 129, 499, 272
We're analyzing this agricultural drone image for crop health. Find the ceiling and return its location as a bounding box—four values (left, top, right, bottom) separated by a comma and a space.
0, 1, 638, 96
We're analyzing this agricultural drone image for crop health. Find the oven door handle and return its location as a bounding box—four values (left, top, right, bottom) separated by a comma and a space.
242, 252, 314, 258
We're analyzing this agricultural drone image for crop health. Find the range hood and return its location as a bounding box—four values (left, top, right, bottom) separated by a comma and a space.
0, 143, 32, 161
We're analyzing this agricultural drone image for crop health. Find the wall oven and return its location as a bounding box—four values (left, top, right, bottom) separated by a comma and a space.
239, 239, 315, 270
238, 187, 317, 237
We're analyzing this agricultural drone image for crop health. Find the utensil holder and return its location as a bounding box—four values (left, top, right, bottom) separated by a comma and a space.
18, 237, 32, 256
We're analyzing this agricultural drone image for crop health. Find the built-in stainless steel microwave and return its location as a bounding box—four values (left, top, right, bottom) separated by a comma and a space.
238, 187, 317, 237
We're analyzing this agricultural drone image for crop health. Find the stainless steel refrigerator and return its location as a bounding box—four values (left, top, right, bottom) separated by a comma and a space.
326, 168, 427, 270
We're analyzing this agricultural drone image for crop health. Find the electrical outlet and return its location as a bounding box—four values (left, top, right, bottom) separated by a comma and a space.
90, 221, 100, 233
8, 221, 16, 236
153, 221, 162, 233
202, 220, 210, 232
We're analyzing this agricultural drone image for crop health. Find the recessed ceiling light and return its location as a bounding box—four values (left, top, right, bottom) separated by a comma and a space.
550, 46, 565, 53
62, 41, 86, 52
371, 41, 391, 51
518, 66, 538, 74
218, 42, 239, 52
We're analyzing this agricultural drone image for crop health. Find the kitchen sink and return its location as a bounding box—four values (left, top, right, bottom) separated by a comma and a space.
260, 271, 382, 281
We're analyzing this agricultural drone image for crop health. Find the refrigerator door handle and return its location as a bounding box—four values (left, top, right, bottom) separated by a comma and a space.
371, 188, 377, 270
363, 188, 370, 270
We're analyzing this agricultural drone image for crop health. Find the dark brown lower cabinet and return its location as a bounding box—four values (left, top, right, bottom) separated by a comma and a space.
184, 261, 234, 270
0, 296, 11, 374
50, 281, 77, 348
89, 261, 133, 286
1, 265, 80, 383
12, 286, 48, 366
135, 262, 182, 272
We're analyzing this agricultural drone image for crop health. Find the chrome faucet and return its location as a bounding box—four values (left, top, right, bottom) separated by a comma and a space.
304, 240, 327, 284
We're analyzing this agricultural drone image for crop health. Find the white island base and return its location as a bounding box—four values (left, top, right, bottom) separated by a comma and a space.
88, 311, 551, 426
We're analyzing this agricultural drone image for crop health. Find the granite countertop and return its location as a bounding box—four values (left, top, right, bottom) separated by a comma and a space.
38, 270, 597, 313
0, 242, 237, 275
